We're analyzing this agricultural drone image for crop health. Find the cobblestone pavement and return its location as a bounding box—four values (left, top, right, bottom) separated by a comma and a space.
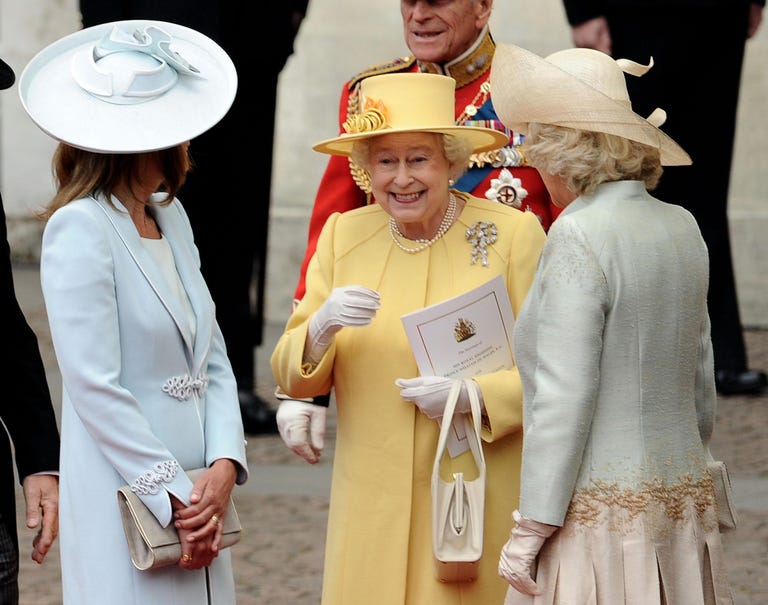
11, 264, 768, 604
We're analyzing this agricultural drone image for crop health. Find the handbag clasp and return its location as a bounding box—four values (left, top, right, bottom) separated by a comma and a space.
451, 472, 466, 535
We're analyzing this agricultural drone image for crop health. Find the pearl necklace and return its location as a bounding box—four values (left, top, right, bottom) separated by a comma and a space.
389, 193, 457, 254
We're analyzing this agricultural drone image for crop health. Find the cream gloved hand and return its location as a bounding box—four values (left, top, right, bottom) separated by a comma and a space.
395, 376, 482, 419
274, 389, 327, 464
305, 286, 381, 365
498, 509, 559, 596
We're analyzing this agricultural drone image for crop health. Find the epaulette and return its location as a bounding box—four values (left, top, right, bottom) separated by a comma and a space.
347, 55, 417, 91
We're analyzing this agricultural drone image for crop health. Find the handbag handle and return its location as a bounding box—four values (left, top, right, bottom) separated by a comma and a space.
433, 379, 486, 478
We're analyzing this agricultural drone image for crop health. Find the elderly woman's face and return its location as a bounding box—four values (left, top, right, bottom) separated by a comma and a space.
368, 132, 452, 233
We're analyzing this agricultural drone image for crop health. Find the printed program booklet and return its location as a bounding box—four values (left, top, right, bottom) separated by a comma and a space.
401, 274, 516, 455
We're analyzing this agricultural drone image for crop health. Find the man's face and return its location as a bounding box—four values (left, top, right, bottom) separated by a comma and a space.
401, 0, 491, 64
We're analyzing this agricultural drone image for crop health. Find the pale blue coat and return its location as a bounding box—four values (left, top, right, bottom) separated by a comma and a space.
41, 193, 248, 605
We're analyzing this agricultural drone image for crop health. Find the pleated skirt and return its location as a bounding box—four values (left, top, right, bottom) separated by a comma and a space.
505, 495, 732, 605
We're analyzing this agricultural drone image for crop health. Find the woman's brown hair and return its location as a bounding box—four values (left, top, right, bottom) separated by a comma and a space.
38, 143, 191, 220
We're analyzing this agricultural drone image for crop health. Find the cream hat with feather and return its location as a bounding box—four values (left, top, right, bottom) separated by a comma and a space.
490, 44, 691, 166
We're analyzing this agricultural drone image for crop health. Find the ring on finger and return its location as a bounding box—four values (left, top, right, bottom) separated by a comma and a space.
210, 513, 220, 525
182, 553, 193, 563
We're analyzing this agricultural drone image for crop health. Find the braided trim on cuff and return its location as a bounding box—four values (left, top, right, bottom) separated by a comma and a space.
130, 460, 180, 495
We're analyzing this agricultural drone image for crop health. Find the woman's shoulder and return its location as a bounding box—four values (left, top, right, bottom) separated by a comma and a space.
42, 196, 113, 255
316, 205, 387, 254
46, 195, 104, 227
462, 194, 546, 231
57, 195, 98, 211
330, 203, 386, 230
339, 202, 384, 218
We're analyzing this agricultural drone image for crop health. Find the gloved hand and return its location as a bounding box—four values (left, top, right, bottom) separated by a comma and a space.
274, 392, 327, 464
305, 286, 381, 364
395, 376, 481, 419
498, 510, 558, 596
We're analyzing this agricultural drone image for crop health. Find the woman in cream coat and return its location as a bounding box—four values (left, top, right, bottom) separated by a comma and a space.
20, 20, 248, 605
272, 73, 546, 604
493, 45, 733, 604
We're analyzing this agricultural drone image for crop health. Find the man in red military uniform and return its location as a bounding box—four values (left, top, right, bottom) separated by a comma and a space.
293, 0, 560, 302
275, 0, 560, 462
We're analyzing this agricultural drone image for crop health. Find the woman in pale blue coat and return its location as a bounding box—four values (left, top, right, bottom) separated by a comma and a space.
491, 45, 733, 604
19, 20, 247, 605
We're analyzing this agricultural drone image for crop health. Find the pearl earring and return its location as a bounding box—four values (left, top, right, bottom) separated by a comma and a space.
448, 178, 455, 187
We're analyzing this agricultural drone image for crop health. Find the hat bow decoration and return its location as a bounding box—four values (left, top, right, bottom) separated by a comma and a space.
71, 25, 202, 105
612, 57, 665, 128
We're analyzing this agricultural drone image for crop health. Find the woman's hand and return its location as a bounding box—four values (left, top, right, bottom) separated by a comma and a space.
396, 376, 481, 419
176, 525, 218, 570
305, 286, 381, 364
173, 460, 237, 556
498, 510, 558, 595
275, 391, 327, 464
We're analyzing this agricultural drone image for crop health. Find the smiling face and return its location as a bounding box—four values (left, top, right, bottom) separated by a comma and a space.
400, 0, 492, 64
366, 132, 454, 240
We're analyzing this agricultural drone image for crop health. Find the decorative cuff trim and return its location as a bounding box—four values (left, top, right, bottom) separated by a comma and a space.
130, 460, 179, 495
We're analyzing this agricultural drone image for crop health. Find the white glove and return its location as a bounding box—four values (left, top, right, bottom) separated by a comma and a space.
498, 510, 558, 596
395, 376, 481, 419
305, 286, 381, 364
275, 395, 327, 464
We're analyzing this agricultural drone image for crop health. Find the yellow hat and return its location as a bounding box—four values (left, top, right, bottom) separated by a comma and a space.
313, 72, 508, 156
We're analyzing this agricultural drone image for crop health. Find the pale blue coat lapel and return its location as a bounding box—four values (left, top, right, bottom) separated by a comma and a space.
92, 194, 211, 371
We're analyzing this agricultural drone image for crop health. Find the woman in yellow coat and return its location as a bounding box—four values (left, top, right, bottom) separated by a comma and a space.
271, 72, 546, 604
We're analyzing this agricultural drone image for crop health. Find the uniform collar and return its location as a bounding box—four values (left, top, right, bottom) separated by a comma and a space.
417, 26, 494, 88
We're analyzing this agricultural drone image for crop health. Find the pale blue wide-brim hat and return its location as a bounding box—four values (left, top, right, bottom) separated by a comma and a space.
19, 20, 237, 153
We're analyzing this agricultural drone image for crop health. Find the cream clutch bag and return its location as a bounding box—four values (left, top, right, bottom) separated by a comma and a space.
117, 467, 242, 570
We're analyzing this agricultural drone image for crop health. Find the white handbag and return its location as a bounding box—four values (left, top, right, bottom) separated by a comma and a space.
431, 378, 486, 582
